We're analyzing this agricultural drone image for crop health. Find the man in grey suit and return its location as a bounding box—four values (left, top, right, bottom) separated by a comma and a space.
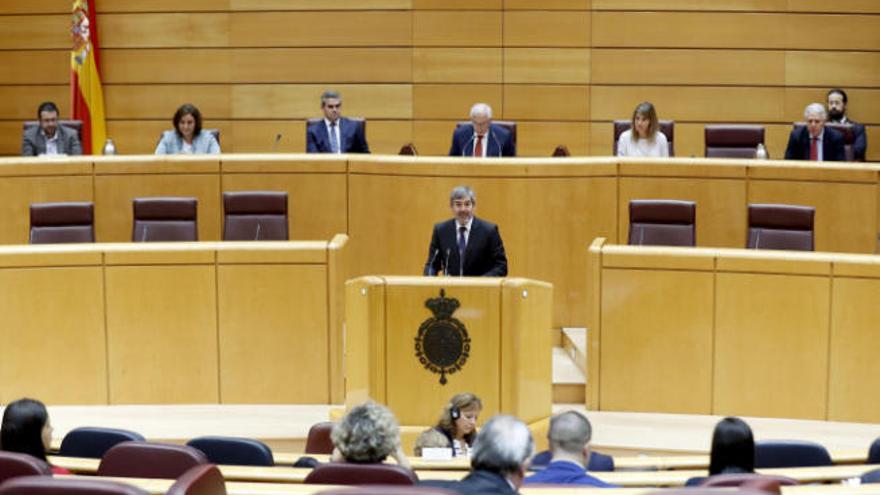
22, 101, 82, 156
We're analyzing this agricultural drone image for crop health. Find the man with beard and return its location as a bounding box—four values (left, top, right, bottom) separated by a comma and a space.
423, 185, 508, 277
22, 102, 82, 156
827, 88, 867, 161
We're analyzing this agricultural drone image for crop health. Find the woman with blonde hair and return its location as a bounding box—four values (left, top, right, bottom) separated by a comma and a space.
424, 392, 483, 457
617, 102, 669, 157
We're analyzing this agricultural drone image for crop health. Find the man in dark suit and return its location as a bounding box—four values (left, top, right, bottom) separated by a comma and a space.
784, 103, 846, 162
449, 103, 515, 157
21, 101, 82, 156
423, 186, 508, 277
827, 88, 867, 161
420, 415, 533, 495
306, 91, 369, 154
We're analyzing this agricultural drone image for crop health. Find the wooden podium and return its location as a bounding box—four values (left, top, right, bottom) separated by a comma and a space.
344, 276, 553, 432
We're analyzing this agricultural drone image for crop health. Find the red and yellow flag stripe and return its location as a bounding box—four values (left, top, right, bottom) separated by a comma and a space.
71, 0, 106, 155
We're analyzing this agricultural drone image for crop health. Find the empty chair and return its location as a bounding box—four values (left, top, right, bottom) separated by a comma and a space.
58, 427, 145, 459
747, 204, 815, 251
455, 120, 517, 149
398, 143, 418, 156
304, 463, 418, 486
704, 125, 766, 159
699, 473, 798, 489
305, 422, 334, 455
613, 120, 675, 156
0, 476, 149, 495
29, 202, 94, 244
131, 197, 198, 242
754, 440, 831, 468
868, 436, 880, 464
528, 449, 614, 472
552, 145, 571, 157
186, 436, 274, 467
166, 464, 226, 495
222, 191, 288, 241
96, 441, 208, 479
0, 452, 51, 485
628, 200, 696, 247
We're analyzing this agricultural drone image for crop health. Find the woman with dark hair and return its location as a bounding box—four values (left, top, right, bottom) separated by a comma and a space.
616, 101, 669, 157
1, 398, 69, 474
155, 103, 220, 154
709, 416, 755, 475
420, 392, 482, 457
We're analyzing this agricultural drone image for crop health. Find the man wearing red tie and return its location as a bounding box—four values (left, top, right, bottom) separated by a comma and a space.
784, 103, 846, 162
448, 103, 516, 157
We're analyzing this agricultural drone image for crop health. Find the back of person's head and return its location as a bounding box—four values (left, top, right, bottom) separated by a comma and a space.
470, 415, 533, 476
1, 398, 49, 461
709, 416, 755, 475
173, 103, 203, 137
548, 411, 591, 457
414, 428, 450, 456
331, 401, 400, 464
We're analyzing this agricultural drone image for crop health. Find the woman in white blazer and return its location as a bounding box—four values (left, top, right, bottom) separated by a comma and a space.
155, 103, 220, 154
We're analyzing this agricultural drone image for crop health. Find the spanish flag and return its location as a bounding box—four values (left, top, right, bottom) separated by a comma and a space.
71, 0, 106, 155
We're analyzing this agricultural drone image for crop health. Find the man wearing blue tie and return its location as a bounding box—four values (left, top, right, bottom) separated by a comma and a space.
306, 91, 370, 154
423, 186, 508, 277
448, 103, 516, 158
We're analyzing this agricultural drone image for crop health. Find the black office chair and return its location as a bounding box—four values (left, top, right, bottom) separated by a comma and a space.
186, 436, 274, 467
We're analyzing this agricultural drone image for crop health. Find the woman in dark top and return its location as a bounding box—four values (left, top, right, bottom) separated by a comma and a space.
1, 398, 69, 474
428, 392, 483, 457
709, 416, 755, 475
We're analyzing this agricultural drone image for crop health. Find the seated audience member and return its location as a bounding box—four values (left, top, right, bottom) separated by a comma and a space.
617, 102, 669, 158
155, 103, 220, 155
423, 186, 508, 277
424, 392, 482, 457
524, 411, 614, 487
709, 416, 755, 476
414, 428, 450, 457
784, 103, 846, 161
449, 103, 515, 157
330, 401, 410, 469
306, 91, 370, 154
1, 398, 70, 474
430, 415, 533, 494
827, 88, 867, 161
22, 101, 82, 156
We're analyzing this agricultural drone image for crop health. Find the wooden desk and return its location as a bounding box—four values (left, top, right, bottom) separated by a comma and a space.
1, 238, 347, 405
589, 240, 880, 422
3, 155, 878, 330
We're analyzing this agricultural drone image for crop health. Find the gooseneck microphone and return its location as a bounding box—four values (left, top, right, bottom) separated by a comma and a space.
443, 248, 451, 276
426, 248, 440, 276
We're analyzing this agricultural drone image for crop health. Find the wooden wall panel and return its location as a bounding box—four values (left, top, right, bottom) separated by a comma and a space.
503, 11, 591, 47
503, 48, 590, 84
0, 15, 68, 49
786, 15, 880, 51
96, 0, 231, 12
592, 50, 785, 86
413, 48, 503, 83
413, 11, 501, 47
785, 51, 880, 88
230, 12, 412, 47
592, 12, 786, 49
505, 0, 590, 9
413, 85, 503, 119
98, 13, 230, 48
0, 86, 69, 120
591, 87, 786, 123
784, 88, 880, 125
592, 0, 786, 10
229, 84, 413, 119
413, 0, 500, 8
0, 52, 67, 84
0, 1, 69, 14
714, 272, 829, 419
504, 85, 590, 121
517, 122, 590, 157
103, 85, 232, 119
787, 0, 880, 13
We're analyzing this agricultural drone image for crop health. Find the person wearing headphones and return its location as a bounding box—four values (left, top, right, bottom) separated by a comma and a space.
418, 392, 483, 457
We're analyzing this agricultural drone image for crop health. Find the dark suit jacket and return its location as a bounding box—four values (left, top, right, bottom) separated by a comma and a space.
424, 217, 508, 277
421, 470, 518, 495
306, 117, 369, 153
847, 121, 867, 161
783, 126, 846, 161
22, 125, 82, 156
449, 124, 516, 157
524, 461, 615, 487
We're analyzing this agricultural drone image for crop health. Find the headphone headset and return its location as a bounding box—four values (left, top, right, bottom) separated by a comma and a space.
450, 405, 461, 420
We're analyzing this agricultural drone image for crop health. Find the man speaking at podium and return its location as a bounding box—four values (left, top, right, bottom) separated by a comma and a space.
423, 186, 508, 277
